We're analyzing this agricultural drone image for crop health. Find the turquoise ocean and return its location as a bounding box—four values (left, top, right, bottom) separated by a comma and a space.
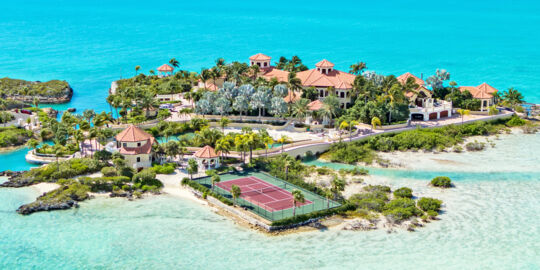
1, 0, 539, 269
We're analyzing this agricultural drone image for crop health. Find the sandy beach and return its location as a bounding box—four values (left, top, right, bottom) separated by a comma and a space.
30, 182, 60, 194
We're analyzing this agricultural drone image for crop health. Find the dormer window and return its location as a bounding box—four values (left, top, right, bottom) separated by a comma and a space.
264, 62, 268, 67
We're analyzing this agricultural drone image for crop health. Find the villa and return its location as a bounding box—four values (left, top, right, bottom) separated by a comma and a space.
112, 125, 156, 169
458, 83, 498, 111
250, 53, 356, 108
397, 72, 453, 121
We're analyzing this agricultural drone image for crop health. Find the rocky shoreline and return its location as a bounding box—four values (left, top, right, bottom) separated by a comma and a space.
7, 86, 73, 104
0, 171, 35, 188
17, 198, 78, 215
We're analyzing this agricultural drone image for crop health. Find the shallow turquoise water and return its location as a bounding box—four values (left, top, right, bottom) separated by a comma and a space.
1, 0, 540, 268
1, 133, 539, 269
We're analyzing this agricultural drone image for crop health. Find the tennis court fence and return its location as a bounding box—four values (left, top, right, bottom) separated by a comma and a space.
194, 171, 341, 221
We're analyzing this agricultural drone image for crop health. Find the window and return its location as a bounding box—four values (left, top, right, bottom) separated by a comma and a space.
136, 157, 141, 162
264, 62, 268, 67
137, 142, 141, 147
340, 92, 345, 98
251, 61, 254, 65
123, 143, 127, 147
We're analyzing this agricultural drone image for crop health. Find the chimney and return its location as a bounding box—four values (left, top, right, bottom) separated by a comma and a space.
420, 73, 423, 80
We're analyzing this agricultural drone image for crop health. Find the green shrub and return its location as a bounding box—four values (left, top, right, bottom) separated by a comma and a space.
152, 163, 176, 174
465, 141, 485, 151
383, 198, 422, 222
417, 197, 443, 212
101, 167, 117, 177
393, 187, 413, 198
363, 185, 391, 193
271, 203, 355, 227
431, 176, 452, 188
506, 116, 526, 127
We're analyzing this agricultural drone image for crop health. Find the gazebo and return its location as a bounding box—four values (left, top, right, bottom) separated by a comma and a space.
157, 64, 174, 76
193, 145, 220, 170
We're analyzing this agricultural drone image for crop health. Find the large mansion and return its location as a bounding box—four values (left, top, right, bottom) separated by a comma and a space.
111, 125, 156, 169
250, 53, 355, 108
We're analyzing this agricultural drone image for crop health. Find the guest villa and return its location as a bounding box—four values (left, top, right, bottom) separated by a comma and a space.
459, 83, 499, 111
111, 125, 156, 169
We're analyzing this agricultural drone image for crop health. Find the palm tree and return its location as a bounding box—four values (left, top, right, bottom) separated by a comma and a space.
219, 117, 230, 133
338, 121, 349, 142
215, 137, 231, 159
262, 135, 274, 159
348, 120, 359, 141
291, 189, 305, 216
371, 116, 381, 131
169, 58, 180, 69
231, 184, 241, 205
292, 98, 310, 120
26, 139, 39, 151
187, 159, 198, 179
323, 188, 333, 209
211, 174, 221, 191
488, 105, 498, 116
277, 135, 290, 153
318, 96, 339, 126
32, 97, 39, 109
457, 109, 470, 125
164, 141, 180, 163
502, 87, 525, 108
135, 65, 141, 75
287, 72, 303, 92
349, 62, 367, 75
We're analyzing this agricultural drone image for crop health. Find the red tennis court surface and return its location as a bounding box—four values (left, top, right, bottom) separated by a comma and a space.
216, 176, 312, 212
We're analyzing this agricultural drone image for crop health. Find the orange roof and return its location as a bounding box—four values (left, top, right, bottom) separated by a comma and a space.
296, 68, 355, 89
315, 59, 335, 68
284, 91, 302, 103
194, 145, 219, 158
119, 138, 154, 155
249, 53, 271, 61
259, 67, 290, 82
459, 83, 498, 99
116, 125, 154, 142
405, 86, 432, 99
397, 72, 425, 86
307, 100, 324, 111
157, 64, 174, 72
198, 80, 219, 91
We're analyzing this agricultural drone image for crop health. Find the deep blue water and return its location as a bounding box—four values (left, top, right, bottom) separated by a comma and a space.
1, 0, 539, 118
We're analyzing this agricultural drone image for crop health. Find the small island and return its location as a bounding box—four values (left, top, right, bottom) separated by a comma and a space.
0, 53, 537, 234
0, 77, 73, 104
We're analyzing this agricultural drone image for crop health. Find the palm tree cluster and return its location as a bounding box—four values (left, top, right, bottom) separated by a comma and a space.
35, 109, 114, 157
194, 82, 289, 118
274, 56, 309, 72
339, 73, 411, 125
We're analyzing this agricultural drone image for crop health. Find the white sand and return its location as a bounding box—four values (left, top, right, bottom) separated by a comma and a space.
30, 182, 60, 194
156, 170, 208, 206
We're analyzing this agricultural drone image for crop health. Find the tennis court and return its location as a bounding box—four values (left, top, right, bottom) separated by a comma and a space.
193, 170, 341, 221
216, 176, 312, 212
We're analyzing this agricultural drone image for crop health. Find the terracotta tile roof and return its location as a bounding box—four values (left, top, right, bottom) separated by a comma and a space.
194, 145, 219, 158
307, 100, 324, 111
405, 86, 432, 99
116, 125, 154, 142
201, 81, 219, 91
459, 83, 498, 99
397, 72, 425, 86
119, 138, 154, 155
315, 59, 335, 68
249, 53, 271, 61
157, 64, 174, 72
296, 68, 356, 89
260, 67, 290, 82
283, 91, 302, 103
